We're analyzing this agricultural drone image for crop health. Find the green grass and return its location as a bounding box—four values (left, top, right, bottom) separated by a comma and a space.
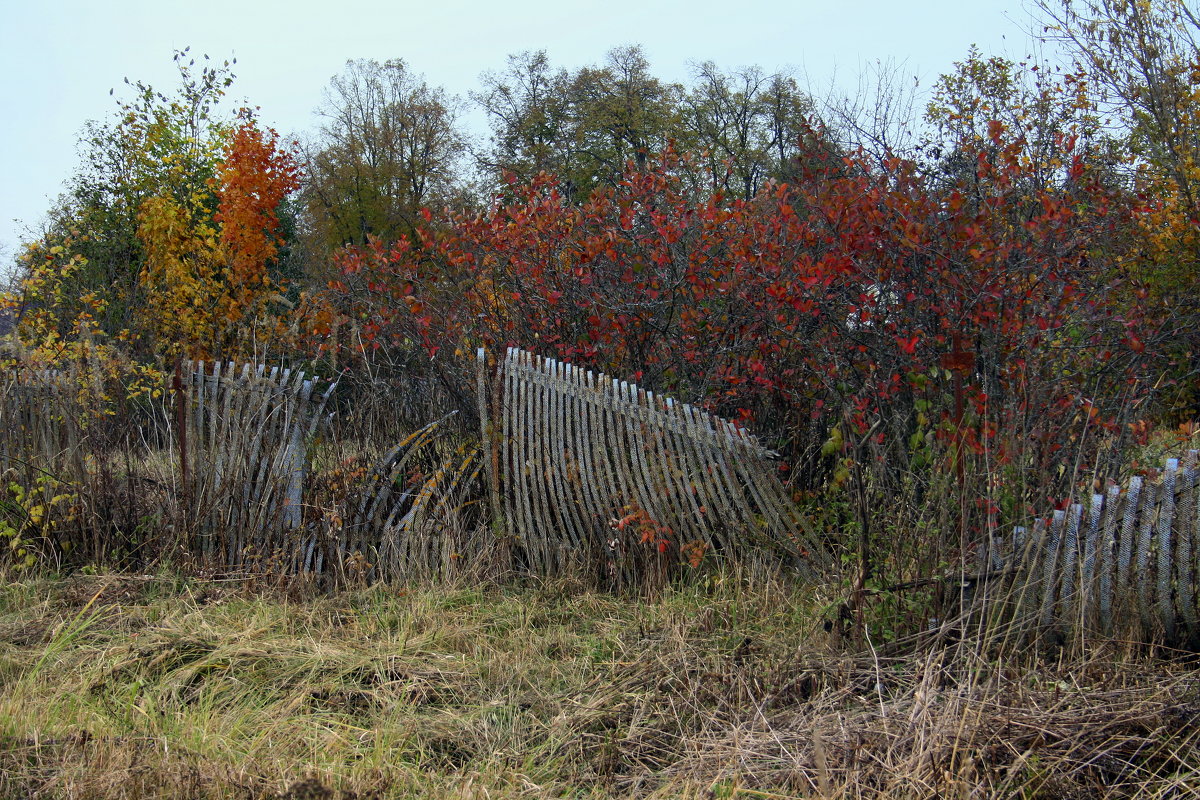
1, 570, 1197, 799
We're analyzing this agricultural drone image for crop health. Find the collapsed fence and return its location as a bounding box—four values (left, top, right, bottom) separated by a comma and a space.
4, 353, 1200, 648
972, 450, 1200, 648
1, 350, 819, 584
477, 348, 831, 579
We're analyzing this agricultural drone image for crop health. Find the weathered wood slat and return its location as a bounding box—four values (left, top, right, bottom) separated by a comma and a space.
517, 351, 548, 571
545, 359, 583, 556
501, 348, 521, 550
478, 348, 831, 579
1177, 451, 1197, 643
971, 452, 1200, 648
567, 364, 605, 553
1135, 477, 1159, 635
1080, 493, 1103, 628
511, 349, 538, 570
671, 399, 722, 548
596, 373, 635, 528
1156, 459, 1179, 639
1039, 509, 1067, 631
1098, 484, 1121, 633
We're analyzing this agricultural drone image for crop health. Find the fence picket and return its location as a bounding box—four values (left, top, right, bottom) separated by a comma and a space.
1178, 452, 1197, 644
1098, 484, 1121, 633
1157, 459, 1179, 639
474, 348, 829, 577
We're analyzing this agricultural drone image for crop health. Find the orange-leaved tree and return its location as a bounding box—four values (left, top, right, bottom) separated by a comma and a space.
136, 118, 300, 359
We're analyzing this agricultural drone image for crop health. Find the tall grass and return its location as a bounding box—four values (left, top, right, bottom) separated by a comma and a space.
1, 570, 1197, 799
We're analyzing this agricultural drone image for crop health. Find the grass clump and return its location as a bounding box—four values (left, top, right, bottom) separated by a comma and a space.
0, 570, 1197, 799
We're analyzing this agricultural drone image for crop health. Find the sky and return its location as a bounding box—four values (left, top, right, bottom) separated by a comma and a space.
0, 0, 1053, 268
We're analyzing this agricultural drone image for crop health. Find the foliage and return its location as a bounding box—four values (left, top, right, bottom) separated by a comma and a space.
299, 58, 466, 258
7, 51, 235, 355
5, 54, 300, 364
4, 36, 1195, 609
683, 61, 819, 199
0, 475, 77, 570
1037, 0, 1200, 413
472, 48, 827, 202
474, 47, 683, 199
137, 118, 300, 358
328, 117, 1154, 522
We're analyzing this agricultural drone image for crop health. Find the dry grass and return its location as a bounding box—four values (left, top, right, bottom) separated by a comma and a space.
0, 570, 1197, 799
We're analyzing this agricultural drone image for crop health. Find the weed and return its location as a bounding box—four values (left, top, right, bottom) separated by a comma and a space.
0, 571, 1196, 798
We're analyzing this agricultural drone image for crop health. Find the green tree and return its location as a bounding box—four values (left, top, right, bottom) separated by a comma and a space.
1040, 0, 1200, 195
566, 46, 684, 192
925, 47, 1113, 196
472, 51, 577, 186
475, 47, 684, 199
300, 58, 466, 253
684, 62, 817, 198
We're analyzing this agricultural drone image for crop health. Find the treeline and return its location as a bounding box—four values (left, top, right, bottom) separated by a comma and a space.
3, 0, 1200, 525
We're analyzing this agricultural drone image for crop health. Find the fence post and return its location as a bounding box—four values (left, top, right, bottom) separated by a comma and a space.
477, 348, 504, 539
172, 357, 191, 558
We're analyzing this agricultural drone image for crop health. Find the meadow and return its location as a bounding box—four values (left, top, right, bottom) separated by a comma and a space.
2, 567, 1198, 799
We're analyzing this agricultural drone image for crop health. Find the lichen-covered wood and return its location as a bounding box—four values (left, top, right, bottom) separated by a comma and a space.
479, 347, 831, 577
978, 451, 1200, 648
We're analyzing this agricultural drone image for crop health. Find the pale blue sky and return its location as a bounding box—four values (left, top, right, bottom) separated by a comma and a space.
0, 0, 1050, 265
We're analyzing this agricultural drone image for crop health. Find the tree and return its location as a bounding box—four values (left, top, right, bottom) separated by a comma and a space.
6, 53, 302, 363
136, 118, 300, 358
1038, 0, 1200, 285
817, 59, 924, 169
1035, 0, 1200, 415
330, 134, 1150, 479
475, 47, 684, 199
473, 51, 577, 187
7, 51, 234, 359
924, 48, 1116, 203
567, 47, 684, 190
683, 63, 818, 198
300, 59, 466, 254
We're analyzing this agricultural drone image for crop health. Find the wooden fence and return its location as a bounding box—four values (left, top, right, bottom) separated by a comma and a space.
477, 348, 832, 578
976, 450, 1200, 648
0, 365, 158, 564
0, 360, 481, 581
6, 354, 1200, 645
178, 360, 337, 573
0, 368, 87, 481
332, 413, 481, 582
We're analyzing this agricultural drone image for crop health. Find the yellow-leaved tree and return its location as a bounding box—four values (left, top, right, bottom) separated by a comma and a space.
136, 119, 300, 359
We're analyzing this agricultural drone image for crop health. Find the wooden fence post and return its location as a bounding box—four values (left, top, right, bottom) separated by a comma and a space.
477, 348, 504, 539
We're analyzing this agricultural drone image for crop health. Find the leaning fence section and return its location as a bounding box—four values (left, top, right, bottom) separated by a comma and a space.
178, 360, 337, 573
978, 450, 1200, 648
480, 347, 831, 577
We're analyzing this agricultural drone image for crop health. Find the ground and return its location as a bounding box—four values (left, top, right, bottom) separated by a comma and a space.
1, 570, 1198, 799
